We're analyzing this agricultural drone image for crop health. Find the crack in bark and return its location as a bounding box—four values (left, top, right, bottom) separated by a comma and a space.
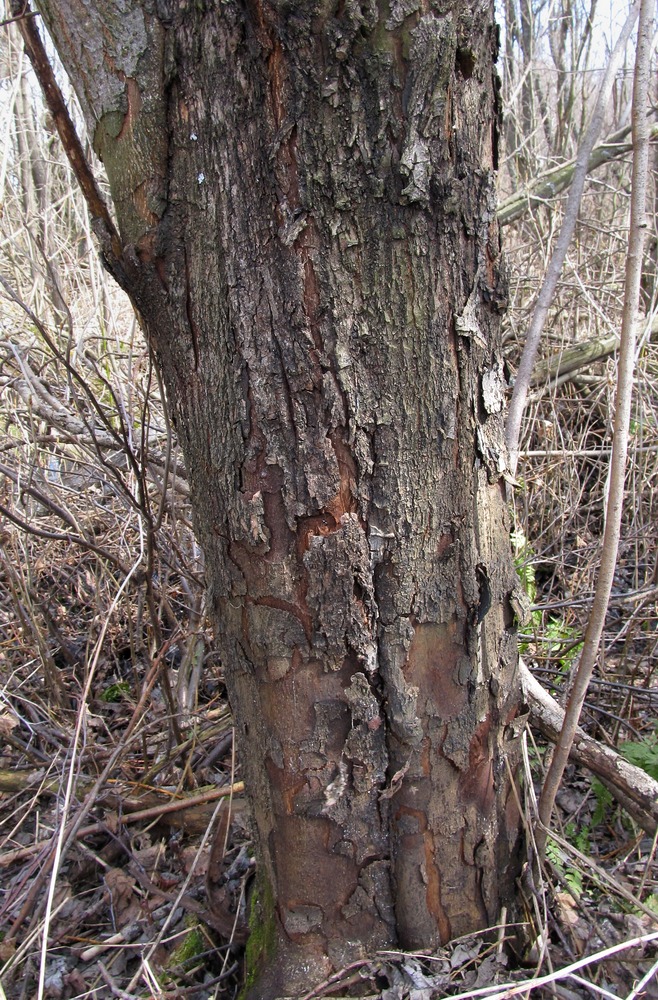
40, 2, 524, 989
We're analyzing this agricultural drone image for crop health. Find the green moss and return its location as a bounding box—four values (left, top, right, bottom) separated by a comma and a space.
371, 20, 394, 57
240, 871, 277, 999
164, 918, 205, 981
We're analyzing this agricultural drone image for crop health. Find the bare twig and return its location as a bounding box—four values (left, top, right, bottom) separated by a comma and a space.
505, 2, 641, 475
536, 0, 656, 859
8, 0, 122, 264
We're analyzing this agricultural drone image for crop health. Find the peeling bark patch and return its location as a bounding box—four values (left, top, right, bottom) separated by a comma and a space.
246, 601, 310, 663
405, 621, 469, 720
345, 672, 381, 729
261, 476, 296, 562
117, 75, 141, 140
330, 431, 359, 520
282, 903, 323, 936
475, 563, 491, 623
436, 530, 454, 559
296, 510, 340, 557
341, 859, 395, 937
299, 217, 324, 357
273, 813, 355, 927
267, 656, 291, 680
391, 804, 448, 948
268, 37, 286, 131
303, 514, 377, 672
456, 48, 475, 80
481, 359, 505, 414
460, 717, 495, 811
231, 490, 271, 551
424, 830, 451, 942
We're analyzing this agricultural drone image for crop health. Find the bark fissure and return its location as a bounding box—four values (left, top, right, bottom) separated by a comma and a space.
35, 0, 523, 993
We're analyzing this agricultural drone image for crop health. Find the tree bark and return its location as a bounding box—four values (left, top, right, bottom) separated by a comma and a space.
34, 1, 522, 993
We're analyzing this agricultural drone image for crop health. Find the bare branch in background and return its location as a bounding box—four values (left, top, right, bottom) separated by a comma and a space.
505, 2, 641, 475
8, 0, 123, 268
498, 120, 658, 226
536, 0, 656, 860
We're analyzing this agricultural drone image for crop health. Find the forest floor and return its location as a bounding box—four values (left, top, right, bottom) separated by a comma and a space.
0, 532, 656, 1000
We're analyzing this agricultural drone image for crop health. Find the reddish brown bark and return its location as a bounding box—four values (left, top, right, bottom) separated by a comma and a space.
33, 1, 523, 993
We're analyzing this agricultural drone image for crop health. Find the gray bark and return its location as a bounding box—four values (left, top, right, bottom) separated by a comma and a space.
34, 1, 522, 993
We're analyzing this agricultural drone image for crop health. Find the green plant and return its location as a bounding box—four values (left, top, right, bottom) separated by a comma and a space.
546, 829, 586, 898
164, 919, 206, 984
511, 528, 583, 671
590, 733, 658, 829
542, 617, 583, 678
591, 778, 613, 827
100, 681, 131, 702
620, 730, 658, 782
511, 527, 537, 604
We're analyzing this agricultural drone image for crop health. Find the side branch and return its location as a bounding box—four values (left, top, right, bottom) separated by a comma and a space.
498, 121, 658, 227
521, 661, 658, 835
10, 0, 122, 263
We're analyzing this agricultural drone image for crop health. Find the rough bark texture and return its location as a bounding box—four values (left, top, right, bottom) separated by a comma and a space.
37, 1, 522, 994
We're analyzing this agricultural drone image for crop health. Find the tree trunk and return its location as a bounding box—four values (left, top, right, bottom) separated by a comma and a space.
36, 1, 523, 993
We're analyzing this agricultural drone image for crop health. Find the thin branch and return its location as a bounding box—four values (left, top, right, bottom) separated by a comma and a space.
0, 8, 38, 28
8, 0, 122, 265
536, 0, 656, 860
505, 3, 641, 476
497, 120, 658, 227
0, 498, 131, 573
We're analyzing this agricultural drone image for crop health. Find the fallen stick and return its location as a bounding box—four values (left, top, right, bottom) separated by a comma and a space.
520, 659, 658, 835
76, 781, 245, 837
0, 781, 245, 868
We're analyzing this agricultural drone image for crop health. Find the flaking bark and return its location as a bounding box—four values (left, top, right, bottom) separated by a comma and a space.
35, 1, 523, 993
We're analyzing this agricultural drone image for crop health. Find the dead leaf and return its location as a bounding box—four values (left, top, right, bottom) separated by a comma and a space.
556, 891, 579, 927
104, 867, 140, 926
0, 711, 18, 738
